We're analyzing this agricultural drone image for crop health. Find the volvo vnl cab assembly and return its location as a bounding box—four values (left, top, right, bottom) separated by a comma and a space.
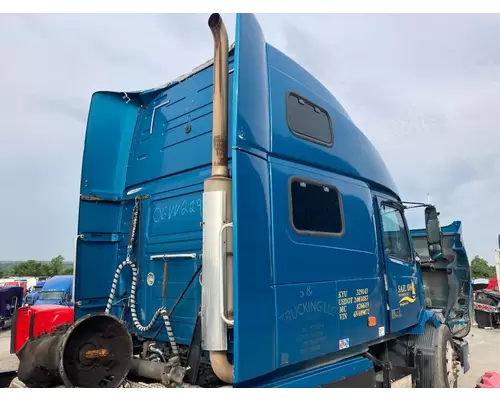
1, 13, 472, 389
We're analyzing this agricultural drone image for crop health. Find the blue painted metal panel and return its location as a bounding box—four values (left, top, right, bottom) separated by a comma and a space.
266, 46, 399, 199
269, 157, 386, 368
231, 15, 271, 157
269, 157, 380, 284
131, 168, 208, 345
126, 56, 235, 187
258, 356, 374, 388
80, 92, 140, 199
407, 309, 441, 335
75, 51, 236, 345
232, 151, 276, 383
231, 14, 276, 383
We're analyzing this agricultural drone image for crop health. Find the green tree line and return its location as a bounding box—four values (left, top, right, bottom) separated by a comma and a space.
471, 255, 497, 280
0, 255, 73, 279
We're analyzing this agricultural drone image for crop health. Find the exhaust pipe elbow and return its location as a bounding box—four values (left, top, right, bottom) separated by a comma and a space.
208, 13, 229, 178
210, 351, 234, 384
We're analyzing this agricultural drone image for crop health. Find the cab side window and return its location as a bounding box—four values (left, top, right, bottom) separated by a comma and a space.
286, 92, 333, 147
380, 204, 412, 262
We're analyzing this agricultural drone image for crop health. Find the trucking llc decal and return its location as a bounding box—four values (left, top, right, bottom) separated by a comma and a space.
398, 281, 417, 306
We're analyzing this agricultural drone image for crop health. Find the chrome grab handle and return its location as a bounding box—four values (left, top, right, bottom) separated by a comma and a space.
219, 222, 234, 326
150, 253, 197, 261
149, 100, 170, 135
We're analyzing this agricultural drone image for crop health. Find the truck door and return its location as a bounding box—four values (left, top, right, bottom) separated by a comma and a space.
376, 198, 424, 333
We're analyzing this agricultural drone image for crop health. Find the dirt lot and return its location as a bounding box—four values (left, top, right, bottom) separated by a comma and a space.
0, 329, 17, 372
1, 326, 500, 387
458, 326, 500, 387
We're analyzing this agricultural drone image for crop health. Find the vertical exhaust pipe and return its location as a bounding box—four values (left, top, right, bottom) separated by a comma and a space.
208, 13, 229, 179
202, 13, 234, 384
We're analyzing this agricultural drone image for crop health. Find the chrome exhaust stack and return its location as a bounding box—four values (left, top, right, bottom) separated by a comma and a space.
201, 13, 234, 384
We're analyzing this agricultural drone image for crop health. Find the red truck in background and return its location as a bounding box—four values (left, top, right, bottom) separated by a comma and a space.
473, 278, 499, 294
3, 281, 28, 297
10, 305, 74, 353
487, 277, 499, 291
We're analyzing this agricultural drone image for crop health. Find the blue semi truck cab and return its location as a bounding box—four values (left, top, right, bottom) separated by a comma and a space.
23, 280, 46, 306
33, 275, 73, 306
3, 13, 471, 389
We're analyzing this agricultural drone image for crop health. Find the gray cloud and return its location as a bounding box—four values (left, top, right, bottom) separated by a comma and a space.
1, 13, 499, 265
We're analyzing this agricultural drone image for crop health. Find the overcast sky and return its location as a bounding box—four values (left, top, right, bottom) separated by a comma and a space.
1, 13, 499, 264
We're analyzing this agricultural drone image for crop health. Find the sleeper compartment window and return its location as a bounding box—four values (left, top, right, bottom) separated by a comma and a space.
289, 178, 344, 236
286, 92, 333, 147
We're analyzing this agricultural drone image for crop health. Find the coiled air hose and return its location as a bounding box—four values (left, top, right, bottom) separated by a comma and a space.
104, 198, 180, 363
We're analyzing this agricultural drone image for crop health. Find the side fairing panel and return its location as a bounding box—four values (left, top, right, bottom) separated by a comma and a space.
231, 14, 276, 384
80, 92, 140, 199
231, 14, 271, 156
76, 93, 140, 312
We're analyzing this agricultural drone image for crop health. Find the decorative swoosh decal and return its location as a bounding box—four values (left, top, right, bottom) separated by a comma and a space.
399, 296, 417, 304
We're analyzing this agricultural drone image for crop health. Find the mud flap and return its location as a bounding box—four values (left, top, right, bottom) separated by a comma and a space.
455, 338, 470, 374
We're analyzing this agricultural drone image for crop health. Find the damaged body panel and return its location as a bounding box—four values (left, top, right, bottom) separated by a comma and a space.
411, 221, 472, 338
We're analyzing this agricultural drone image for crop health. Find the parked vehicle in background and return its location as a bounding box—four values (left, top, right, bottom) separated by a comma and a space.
23, 280, 46, 306
473, 237, 500, 329
10, 304, 75, 353
34, 275, 73, 306
3, 280, 28, 297
488, 277, 499, 291
0, 286, 23, 330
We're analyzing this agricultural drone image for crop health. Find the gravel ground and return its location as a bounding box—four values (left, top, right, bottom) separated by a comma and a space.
458, 325, 500, 388
1, 325, 500, 387
0, 328, 18, 372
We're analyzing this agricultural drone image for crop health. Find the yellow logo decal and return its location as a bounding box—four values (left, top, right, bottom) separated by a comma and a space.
399, 281, 417, 305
